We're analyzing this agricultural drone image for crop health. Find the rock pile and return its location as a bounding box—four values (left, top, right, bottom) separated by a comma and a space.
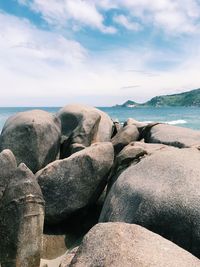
0, 106, 200, 266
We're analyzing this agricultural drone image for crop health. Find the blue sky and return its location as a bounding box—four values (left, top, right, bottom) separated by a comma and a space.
0, 0, 200, 106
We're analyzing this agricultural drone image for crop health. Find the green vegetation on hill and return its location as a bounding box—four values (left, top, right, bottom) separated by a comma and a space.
116, 88, 200, 107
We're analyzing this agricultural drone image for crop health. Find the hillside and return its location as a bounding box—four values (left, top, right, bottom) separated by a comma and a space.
116, 88, 200, 107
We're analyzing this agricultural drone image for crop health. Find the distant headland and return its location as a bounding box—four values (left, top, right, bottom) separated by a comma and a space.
115, 88, 200, 107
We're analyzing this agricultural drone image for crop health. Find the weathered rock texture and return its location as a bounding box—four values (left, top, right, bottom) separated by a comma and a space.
143, 123, 200, 148
0, 110, 61, 173
62, 222, 200, 267
57, 104, 113, 143
100, 147, 200, 257
107, 142, 147, 193
111, 125, 139, 154
36, 142, 114, 223
0, 163, 45, 267
123, 118, 148, 129
60, 247, 79, 267
0, 149, 17, 201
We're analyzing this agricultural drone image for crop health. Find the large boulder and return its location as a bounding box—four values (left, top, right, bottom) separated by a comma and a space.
107, 142, 147, 193
61, 222, 200, 267
0, 110, 61, 173
143, 123, 200, 148
0, 149, 17, 201
0, 163, 45, 267
100, 147, 200, 257
59, 109, 101, 158
57, 104, 114, 143
123, 117, 148, 129
36, 142, 114, 223
111, 125, 139, 154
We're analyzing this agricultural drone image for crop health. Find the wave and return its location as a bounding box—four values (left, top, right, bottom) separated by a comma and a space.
142, 119, 187, 125
165, 120, 187, 125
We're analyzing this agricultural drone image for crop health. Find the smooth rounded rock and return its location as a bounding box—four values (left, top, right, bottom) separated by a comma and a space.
57, 104, 114, 143
36, 142, 114, 223
107, 142, 147, 193
64, 222, 200, 267
111, 125, 139, 154
100, 147, 200, 257
0, 110, 61, 173
143, 123, 200, 148
123, 118, 148, 129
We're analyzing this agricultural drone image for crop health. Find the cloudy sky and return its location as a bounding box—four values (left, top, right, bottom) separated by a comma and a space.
0, 0, 200, 106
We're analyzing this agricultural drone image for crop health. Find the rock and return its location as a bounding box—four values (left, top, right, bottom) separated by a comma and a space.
60, 139, 86, 159
0, 149, 17, 201
123, 118, 147, 129
57, 104, 114, 143
42, 234, 67, 260
100, 147, 200, 257
65, 222, 200, 267
60, 247, 79, 267
60, 109, 101, 158
0, 110, 61, 173
143, 123, 200, 148
0, 163, 45, 267
70, 143, 86, 155
131, 141, 168, 154
111, 120, 121, 138
36, 142, 114, 223
111, 125, 139, 154
107, 142, 147, 193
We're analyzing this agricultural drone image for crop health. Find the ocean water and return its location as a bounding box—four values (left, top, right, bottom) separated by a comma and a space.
1, 106, 200, 133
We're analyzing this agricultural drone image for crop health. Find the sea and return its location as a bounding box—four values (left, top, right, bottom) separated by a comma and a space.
1, 106, 200, 133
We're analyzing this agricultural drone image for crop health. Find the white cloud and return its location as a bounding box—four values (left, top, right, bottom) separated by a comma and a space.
1, 10, 200, 106
17, 0, 200, 35
18, 0, 117, 33
115, 0, 200, 34
113, 14, 141, 31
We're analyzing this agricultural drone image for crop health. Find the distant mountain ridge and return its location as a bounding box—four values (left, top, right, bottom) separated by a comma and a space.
116, 88, 200, 107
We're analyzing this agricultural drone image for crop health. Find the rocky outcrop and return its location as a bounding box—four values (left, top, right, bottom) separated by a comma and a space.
0, 149, 17, 201
0, 163, 45, 267
123, 118, 147, 129
57, 104, 114, 143
62, 223, 200, 267
111, 125, 139, 154
59, 109, 101, 158
0, 110, 61, 173
107, 142, 147, 193
36, 142, 114, 223
100, 147, 200, 257
111, 119, 121, 138
143, 123, 200, 148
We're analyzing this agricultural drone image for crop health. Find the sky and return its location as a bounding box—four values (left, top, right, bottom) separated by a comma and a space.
1, 0, 200, 106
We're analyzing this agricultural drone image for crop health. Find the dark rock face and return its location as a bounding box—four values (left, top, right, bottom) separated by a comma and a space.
36, 142, 114, 224
57, 104, 114, 143
0, 149, 17, 201
111, 120, 121, 138
0, 163, 45, 267
99, 147, 200, 258
143, 123, 200, 148
0, 110, 61, 173
63, 223, 200, 267
111, 125, 139, 154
